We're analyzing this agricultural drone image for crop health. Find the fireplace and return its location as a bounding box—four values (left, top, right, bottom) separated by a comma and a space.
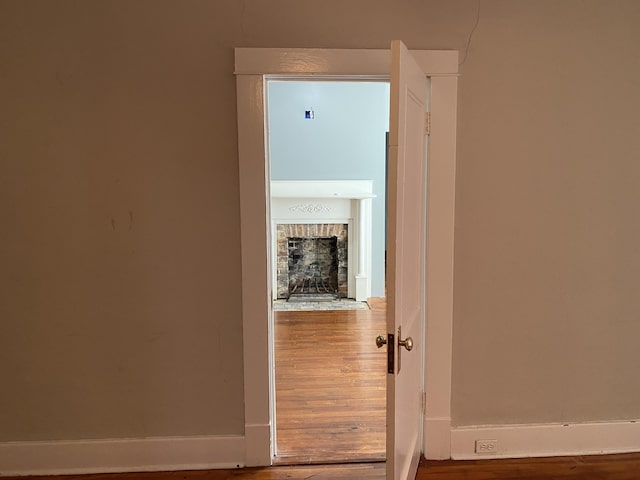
277, 224, 348, 299
271, 180, 374, 301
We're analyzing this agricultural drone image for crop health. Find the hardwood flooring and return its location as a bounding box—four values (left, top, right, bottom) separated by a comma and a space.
0, 463, 385, 480
273, 297, 387, 464
417, 453, 640, 479
7, 454, 640, 479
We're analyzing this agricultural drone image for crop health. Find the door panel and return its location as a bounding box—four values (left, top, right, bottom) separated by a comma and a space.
386, 40, 427, 480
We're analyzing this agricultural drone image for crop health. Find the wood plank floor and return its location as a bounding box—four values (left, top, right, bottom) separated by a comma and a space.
417, 453, 640, 479
0, 463, 385, 480
7, 454, 640, 479
273, 297, 387, 464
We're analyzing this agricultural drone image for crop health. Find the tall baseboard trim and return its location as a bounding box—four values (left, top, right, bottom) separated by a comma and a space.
0, 434, 245, 477
424, 417, 451, 460
451, 420, 640, 460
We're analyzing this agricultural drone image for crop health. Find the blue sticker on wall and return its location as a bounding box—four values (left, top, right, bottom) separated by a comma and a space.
305, 110, 315, 119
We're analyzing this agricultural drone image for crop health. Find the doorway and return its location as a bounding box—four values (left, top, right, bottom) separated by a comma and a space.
266, 80, 390, 464
235, 47, 458, 468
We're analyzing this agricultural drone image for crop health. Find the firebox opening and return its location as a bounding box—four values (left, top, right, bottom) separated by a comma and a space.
276, 223, 349, 301
287, 237, 338, 301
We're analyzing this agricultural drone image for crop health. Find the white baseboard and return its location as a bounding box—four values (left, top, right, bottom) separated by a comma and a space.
451, 420, 640, 460
424, 417, 451, 460
0, 434, 245, 477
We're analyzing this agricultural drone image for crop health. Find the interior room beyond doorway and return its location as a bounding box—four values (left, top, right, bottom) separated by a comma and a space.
267, 80, 390, 463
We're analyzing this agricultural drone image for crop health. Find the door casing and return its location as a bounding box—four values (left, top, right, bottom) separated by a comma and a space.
234, 47, 458, 466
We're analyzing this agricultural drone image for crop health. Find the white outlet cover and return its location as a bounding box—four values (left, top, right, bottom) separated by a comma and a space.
474, 439, 498, 454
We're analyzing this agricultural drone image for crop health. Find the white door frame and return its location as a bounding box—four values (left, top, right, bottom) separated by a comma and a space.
235, 48, 458, 466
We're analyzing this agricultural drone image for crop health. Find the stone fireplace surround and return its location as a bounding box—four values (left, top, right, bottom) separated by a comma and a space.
271, 180, 374, 302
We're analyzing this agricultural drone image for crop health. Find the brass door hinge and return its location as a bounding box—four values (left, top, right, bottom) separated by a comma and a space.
425, 111, 431, 136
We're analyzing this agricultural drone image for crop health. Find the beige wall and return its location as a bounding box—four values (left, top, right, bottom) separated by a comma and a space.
452, 0, 640, 426
1, 0, 639, 442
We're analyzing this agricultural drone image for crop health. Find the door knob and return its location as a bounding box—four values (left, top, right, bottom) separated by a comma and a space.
376, 335, 387, 348
399, 336, 413, 351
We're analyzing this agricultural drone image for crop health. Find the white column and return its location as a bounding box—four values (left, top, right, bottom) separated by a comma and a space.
355, 198, 369, 301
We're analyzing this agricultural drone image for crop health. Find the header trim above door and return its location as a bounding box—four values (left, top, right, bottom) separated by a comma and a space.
235, 48, 459, 77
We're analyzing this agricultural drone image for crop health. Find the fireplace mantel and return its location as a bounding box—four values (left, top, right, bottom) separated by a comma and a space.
271, 180, 376, 199
271, 180, 375, 301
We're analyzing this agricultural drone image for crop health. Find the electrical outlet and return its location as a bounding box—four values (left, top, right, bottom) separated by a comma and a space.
475, 439, 498, 454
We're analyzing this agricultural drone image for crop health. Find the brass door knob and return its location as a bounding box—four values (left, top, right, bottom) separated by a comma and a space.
399, 336, 413, 351
376, 335, 387, 348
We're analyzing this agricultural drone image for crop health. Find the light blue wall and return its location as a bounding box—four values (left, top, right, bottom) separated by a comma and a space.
268, 81, 389, 297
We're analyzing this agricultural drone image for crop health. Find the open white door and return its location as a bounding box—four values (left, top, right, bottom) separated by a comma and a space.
384, 40, 427, 480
